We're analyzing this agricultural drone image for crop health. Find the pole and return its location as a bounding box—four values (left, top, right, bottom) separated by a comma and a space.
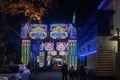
116, 28, 120, 80
116, 28, 120, 53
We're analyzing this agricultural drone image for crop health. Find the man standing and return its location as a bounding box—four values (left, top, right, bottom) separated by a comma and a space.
68, 65, 75, 80
61, 63, 68, 80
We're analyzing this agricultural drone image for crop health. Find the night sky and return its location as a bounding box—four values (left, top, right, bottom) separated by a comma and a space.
7, 0, 102, 29
44, 0, 102, 27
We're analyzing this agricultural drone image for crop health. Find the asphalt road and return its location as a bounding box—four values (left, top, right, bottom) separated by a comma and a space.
31, 67, 68, 80
31, 67, 117, 80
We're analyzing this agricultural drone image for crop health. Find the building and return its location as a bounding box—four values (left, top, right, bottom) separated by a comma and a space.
77, 0, 118, 79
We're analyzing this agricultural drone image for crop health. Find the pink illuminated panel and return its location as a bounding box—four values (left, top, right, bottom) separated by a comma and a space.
44, 42, 54, 51
59, 51, 67, 56
50, 50, 57, 56
56, 42, 67, 51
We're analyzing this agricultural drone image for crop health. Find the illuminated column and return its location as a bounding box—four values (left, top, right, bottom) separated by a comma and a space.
37, 56, 39, 63
65, 52, 68, 63
47, 52, 51, 66
21, 40, 31, 65
21, 43, 25, 64
72, 43, 74, 66
68, 40, 73, 66
68, 40, 72, 67
38, 52, 45, 67
72, 41, 75, 67
73, 42, 75, 66
74, 41, 77, 68
68, 40, 77, 68
67, 43, 71, 67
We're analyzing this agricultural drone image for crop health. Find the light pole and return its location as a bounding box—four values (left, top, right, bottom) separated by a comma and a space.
116, 28, 120, 80
116, 28, 120, 53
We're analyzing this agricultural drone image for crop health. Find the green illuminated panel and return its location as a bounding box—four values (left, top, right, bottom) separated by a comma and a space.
21, 40, 31, 65
67, 40, 77, 68
38, 52, 45, 67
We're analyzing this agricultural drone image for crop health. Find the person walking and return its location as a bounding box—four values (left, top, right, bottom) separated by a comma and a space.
68, 65, 75, 80
75, 66, 80, 80
61, 63, 68, 80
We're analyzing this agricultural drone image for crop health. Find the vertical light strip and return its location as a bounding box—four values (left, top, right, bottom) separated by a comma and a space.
70, 43, 72, 66
27, 42, 30, 63
24, 44, 25, 64
75, 41, 77, 68
26, 43, 28, 65
25, 43, 27, 65
67, 44, 70, 67
67, 44, 69, 65
21, 43, 24, 63
71, 42, 74, 65
73, 42, 75, 67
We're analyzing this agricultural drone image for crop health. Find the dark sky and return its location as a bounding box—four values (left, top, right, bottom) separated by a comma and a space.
6, 0, 102, 29
44, 0, 102, 27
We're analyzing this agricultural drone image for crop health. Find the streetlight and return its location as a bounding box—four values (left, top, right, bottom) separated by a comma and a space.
116, 28, 120, 53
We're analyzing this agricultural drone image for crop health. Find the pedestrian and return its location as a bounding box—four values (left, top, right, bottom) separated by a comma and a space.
75, 66, 80, 80
68, 65, 75, 80
61, 63, 68, 80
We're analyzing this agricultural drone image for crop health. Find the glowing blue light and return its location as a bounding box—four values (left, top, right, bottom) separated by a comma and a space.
97, 0, 107, 10
78, 50, 97, 57
77, 13, 97, 58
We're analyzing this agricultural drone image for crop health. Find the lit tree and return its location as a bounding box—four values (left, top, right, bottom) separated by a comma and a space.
1, 0, 53, 22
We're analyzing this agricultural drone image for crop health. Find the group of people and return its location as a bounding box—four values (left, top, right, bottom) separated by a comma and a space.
61, 63, 86, 80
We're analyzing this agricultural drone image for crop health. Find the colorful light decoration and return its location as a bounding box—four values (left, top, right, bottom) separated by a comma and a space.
78, 38, 97, 57
39, 42, 44, 50
44, 42, 54, 51
79, 50, 97, 57
21, 23, 29, 38
50, 24, 68, 31
77, 25, 97, 57
67, 40, 77, 67
37, 52, 45, 67
50, 27, 68, 39
70, 27, 77, 39
29, 26, 47, 39
30, 32, 47, 39
47, 55, 51, 66
50, 24, 68, 39
59, 51, 67, 56
30, 24, 47, 31
21, 40, 31, 65
50, 50, 57, 56
56, 42, 67, 51
21, 23, 78, 67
